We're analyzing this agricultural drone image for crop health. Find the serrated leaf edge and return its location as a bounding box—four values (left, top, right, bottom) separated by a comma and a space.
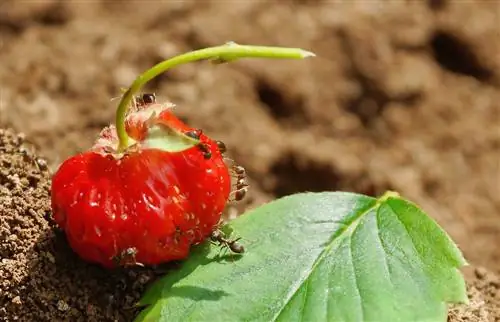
270, 191, 466, 321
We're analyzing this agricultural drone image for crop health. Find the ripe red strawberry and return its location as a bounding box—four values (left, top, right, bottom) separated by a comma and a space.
51, 96, 231, 268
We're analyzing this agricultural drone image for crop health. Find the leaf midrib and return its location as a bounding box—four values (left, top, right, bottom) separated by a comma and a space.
271, 197, 381, 321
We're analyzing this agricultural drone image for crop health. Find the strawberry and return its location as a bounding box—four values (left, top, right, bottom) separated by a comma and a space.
51, 94, 231, 268
50, 43, 313, 268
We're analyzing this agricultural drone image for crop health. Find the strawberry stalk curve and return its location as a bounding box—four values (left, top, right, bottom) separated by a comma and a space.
115, 42, 315, 152
51, 42, 315, 268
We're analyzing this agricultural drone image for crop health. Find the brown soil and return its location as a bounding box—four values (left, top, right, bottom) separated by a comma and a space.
0, 129, 164, 321
450, 267, 500, 322
0, 0, 499, 321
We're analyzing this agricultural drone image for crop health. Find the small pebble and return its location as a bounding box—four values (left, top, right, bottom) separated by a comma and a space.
19, 146, 29, 156
12, 296, 22, 305
8, 174, 21, 187
45, 252, 55, 264
17, 133, 26, 143
57, 300, 70, 312
475, 267, 487, 280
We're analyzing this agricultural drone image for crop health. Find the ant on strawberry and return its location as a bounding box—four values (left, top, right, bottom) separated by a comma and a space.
201, 138, 227, 159
142, 93, 156, 104
132, 93, 229, 162
185, 129, 202, 140
230, 165, 249, 201
197, 143, 212, 159
215, 140, 227, 154
184, 129, 213, 160
134, 93, 156, 107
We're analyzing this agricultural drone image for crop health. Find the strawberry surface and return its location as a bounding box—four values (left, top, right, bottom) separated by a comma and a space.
51, 101, 231, 268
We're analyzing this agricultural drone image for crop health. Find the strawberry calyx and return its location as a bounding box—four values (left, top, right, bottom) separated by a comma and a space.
142, 123, 199, 152
92, 98, 200, 159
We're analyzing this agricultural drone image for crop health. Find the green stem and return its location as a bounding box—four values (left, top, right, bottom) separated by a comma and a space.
115, 42, 315, 152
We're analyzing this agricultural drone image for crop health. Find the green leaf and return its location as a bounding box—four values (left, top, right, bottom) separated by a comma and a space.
136, 192, 467, 322
142, 123, 199, 153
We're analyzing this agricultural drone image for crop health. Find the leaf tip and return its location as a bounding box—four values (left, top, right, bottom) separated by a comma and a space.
300, 49, 316, 58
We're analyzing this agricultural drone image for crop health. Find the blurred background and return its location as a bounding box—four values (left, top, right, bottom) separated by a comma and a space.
0, 0, 498, 271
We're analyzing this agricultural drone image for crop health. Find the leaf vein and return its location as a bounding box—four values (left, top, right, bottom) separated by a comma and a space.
270, 199, 378, 322
299, 275, 310, 322
375, 207, 393, 288
349, 227, 365, 322
326, 264, 332, 321
385, 203, 426, 268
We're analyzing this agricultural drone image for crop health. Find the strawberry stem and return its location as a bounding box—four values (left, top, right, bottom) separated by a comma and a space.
115, 42, 315, 152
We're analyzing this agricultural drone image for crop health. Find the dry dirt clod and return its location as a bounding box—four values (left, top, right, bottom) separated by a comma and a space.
11, 296, 22, 305
57, 300, 70, 312
475, 267, 488, 280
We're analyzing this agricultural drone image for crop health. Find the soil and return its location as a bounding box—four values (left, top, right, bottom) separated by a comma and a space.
0, 0, 498, 321
450, 267, 500, 322
0, 129, 164, 321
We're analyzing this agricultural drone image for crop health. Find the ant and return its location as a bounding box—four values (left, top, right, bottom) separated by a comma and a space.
134, 93, 156, 107
185, 129, 228, 161
184, 129, 214, 160
215, 140, 227, 154
112, 247, 144, 268
141, 93, 156, 104
17, 138, 49, 173
197, 143, 212, 160
199, 138, 228, 160
185, 129, 202, 140
209, 140, 247, 201
210, 228, 245, 254
230, 165, 249, 201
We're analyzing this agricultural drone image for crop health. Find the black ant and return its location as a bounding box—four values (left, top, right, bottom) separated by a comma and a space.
18, 141, 49, 173
230, 165, 248, 201
210, 228, 245, 254
197, 143, 212, 160
184, 129, 213, 159
185, 132, 228, 160
215, 140, 227, 154
134, 93, 156, 108
199, 138, 228, 159
233, 164, 246, 177
185, 129, 202, 140
142, 93, 156, 104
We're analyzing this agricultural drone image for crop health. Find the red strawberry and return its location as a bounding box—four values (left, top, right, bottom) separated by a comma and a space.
51, 96, 231, 268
